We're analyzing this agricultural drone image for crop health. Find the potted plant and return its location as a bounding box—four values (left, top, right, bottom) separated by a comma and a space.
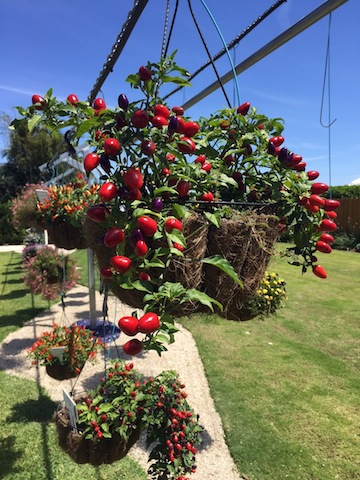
56, 360, 203, 478
12, 52, 340, 349
22, 245, 79, 301
36, 173, 99, 249
28, 323, 104, 380
11, 183, 46, 233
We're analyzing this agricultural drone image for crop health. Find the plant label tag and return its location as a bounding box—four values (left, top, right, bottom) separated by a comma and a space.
50, 346, 66, 363
35, 189, 49, 202
62, 389, 78, 431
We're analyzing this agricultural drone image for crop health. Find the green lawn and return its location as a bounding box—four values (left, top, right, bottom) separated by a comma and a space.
1, 247, 359, 479
0, 250, 147, 480
180, 246, 360, 479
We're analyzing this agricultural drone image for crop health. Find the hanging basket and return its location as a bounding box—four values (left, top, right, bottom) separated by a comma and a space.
55, 404, 141, 465
45, 363, 80, 380
47, 218, 88, 250
202, 211, 279, 320
83, 214, 208, 311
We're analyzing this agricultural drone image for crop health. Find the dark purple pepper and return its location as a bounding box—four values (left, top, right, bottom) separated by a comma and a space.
278, 147, 289, 164
98, 233, 106, 245
267, 141, 276, 155
131, 228, 144, 246
100, 153, 111, 174
118, 93, 129, 111
151, 197, 163, 212
168, 116, 179, 135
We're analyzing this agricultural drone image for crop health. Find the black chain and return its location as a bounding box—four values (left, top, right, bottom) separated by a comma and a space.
88, 0, 149, 104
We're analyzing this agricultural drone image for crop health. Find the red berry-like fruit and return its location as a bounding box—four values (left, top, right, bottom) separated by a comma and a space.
124, 167, 143, 191
311, 182, 329, 195
100, 267, 113, 278
110, 255, 132, 273
172, 106, 184, 116
201, 192, 214, 202
104, 138, 121, 157
99, 182, 118, 202
32, 94, 45, 110
138, 312, 160, 334
154, 104, 170, 119
139, 66, 152, 81
178, 137, 195, 154
237, 102, 250, 115
165, 217, 183, 232
123, 338, 143, 356
307, 170, 319, 181
131, 109, 149, 128
104, 227, 125, 247
152, 115, 168, 128
84, 153, 100, 173
201, 161, 212, 173
313, 265, 327, 279
141, 140, 156, 156
67, 94, 79, 105
137, 216, 157, 237
118, 316, 139, 336
183, 121, 199, 137
93, 98, 106, 110
86, 206, 107, 223
135, 240, 148, 257
320, 219, 337, 232
269, 136, 285, 147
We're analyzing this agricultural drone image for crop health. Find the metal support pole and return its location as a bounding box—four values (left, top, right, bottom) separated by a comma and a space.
181, 0, 349, 110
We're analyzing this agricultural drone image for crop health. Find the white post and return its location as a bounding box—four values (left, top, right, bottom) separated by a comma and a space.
87, 248, 97, 329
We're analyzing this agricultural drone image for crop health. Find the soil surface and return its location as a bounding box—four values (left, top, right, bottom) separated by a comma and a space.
0, 284, 244, 479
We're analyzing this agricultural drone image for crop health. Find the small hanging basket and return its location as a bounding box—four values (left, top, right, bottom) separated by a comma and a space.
47, 218, 88, 250
45, 363, 80, 380
55, 405, 141, 465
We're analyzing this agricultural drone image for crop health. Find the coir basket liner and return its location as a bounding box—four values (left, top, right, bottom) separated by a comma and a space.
55, 404, 141, 465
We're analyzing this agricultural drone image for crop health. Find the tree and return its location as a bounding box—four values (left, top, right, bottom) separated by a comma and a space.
1, 124, 66, 202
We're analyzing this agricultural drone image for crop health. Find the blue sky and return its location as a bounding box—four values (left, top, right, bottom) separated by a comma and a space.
1, 0, 359, 185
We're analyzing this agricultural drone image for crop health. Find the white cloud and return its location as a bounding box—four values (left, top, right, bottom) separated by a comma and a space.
0, 85, 34, 96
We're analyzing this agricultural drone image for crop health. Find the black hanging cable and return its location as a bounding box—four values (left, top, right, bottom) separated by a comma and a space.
160, 0, 171, 59
187, 0, 232, 108
164, 0, 288, 101
163, 0, 180, 58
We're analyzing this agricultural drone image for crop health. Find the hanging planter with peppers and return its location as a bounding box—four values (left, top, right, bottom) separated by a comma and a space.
12, 52, 339, 354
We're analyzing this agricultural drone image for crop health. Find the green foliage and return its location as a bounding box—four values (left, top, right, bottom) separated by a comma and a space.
0, 201, 23, 244
180, 247, 360, 480
0, 373, 147, 480
324, 184, 360, 199
76, 360, 203, 479
332, 230, 360, 251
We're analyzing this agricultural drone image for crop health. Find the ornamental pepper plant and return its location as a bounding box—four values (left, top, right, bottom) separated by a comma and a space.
28, 323, 104, 374
35, 173, 99, 228
12, 52, 340, 355
74, 360, 203, 479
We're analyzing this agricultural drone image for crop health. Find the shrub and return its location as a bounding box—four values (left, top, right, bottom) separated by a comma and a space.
245, 272, 287, 317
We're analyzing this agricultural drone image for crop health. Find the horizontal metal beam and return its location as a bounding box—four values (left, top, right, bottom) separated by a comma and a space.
182, 0, 349, 110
